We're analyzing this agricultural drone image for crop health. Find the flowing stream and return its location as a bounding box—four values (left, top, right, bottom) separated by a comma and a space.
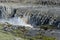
0, 17, 33, 28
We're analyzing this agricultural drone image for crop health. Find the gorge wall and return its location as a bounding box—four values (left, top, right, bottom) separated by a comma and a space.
0, 4, 60, 28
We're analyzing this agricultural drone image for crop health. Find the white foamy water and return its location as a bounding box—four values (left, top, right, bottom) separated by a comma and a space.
0, 17, 33, 28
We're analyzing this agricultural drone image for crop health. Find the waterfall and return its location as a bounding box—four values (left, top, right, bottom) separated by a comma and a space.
0, 5, 60, 28
0, 17, 33, 28
0, 6, 33, 28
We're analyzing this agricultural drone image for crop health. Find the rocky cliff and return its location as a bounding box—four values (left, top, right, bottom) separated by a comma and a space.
0, 0, 60, 5
0, 4, 60, 28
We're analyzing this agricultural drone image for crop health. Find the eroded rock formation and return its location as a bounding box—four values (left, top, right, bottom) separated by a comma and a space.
0, 5, 60, 28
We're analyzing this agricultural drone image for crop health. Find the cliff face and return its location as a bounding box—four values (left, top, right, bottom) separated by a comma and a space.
0, 0, 60, 5
0, 0, 60, 28
0, 4, 60, 28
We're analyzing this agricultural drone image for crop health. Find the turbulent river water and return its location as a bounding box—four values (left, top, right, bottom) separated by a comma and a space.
0, 17, 33, 28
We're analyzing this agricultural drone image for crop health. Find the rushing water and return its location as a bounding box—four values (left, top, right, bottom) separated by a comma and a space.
0, 17, 33, 28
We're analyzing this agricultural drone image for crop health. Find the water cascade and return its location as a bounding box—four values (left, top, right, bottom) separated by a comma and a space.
0, 5, 60, 28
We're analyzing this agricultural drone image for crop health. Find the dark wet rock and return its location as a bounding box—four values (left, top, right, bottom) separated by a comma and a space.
3, 27, 13, 32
